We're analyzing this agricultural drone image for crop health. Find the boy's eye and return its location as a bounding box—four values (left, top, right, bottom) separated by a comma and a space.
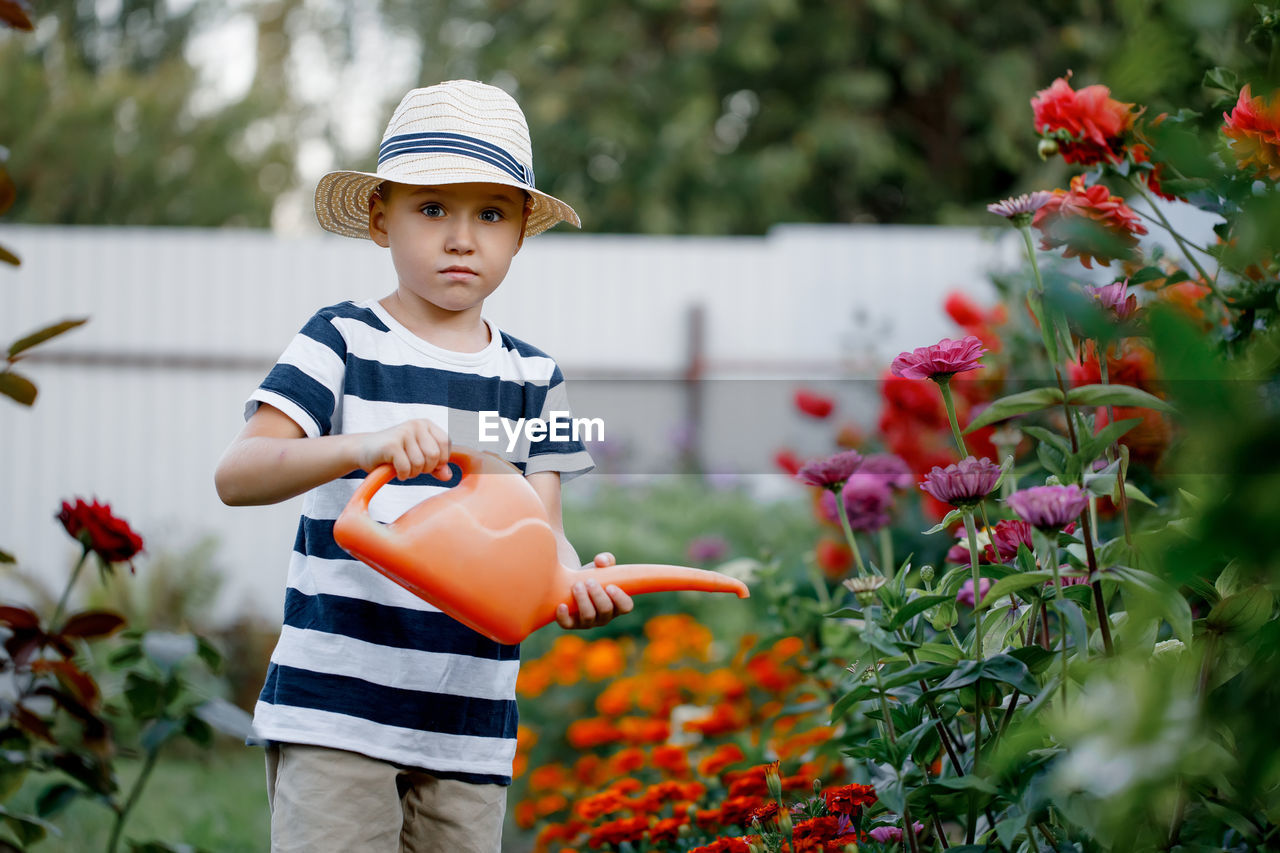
421, 203, 445, 217
479, 208, 504, 223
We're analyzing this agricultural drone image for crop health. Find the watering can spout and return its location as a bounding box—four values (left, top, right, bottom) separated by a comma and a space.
333, 448, 750, 646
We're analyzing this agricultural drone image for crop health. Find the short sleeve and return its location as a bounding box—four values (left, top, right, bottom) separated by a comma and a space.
523, 365, 595, 482
245, 310, 347, 437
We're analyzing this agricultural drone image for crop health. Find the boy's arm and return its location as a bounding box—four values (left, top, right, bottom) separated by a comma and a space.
214, 403, 451, 506
526, 471, 634, 630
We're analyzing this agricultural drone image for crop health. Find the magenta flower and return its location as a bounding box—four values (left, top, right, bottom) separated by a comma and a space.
1091, 278, 1138, 320
820, 473, 894, 532
795, 449, 863, 489
946, 540, 971, 564
686, 536, 728, 564
957, 577, 992, 608
919, 456, 1002, 508
869, 822, 925, 843
984, 519, 1034, 563
988, 191, 1053, 224
1050, 565, 1090, 588
1007, 484, 1089, 529
891, 335, 989, 381
860, 453, 913, 491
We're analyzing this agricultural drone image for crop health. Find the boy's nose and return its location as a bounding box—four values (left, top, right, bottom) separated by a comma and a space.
444, 219, 475, 253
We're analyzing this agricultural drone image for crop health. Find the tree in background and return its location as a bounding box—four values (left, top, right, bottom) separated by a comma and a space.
0, 0, 295, 227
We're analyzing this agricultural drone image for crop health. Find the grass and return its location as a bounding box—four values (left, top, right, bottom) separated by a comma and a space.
10, 743, 269, 852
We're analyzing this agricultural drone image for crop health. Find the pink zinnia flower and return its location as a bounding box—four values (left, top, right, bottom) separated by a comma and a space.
860, 453, 914, 491
987, 191, 1053, 225
957, 577, 991, 608
1007, 484, 1089, 529
891, 335, 989, 381
983, 519, 1034, 564
919, 456, 1002, 508
686, 536, 729, 563
869, 821, 925, 843
1091, 279, 1138, 320
820, 473, 894, 532
795, 450, 863, 489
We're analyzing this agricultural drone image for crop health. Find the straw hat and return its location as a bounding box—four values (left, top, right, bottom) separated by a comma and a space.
314, 80, 581, 239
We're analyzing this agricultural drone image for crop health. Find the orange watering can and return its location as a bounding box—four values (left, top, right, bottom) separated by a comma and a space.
332, 447, 750, 645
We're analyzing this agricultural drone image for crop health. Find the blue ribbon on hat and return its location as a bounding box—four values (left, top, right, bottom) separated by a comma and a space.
378, 131, 534, 186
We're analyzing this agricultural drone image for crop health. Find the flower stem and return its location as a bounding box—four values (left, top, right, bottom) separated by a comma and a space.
107, 744, 162, 853
51, 549, 91, 632
1125, 176, 1222, 299
1038, 533, 1068, 711
879, 527, 894, 582
833, 490, 871, 576
871, 660, 897, 746
1097, 347, 1134, 548
963, 511, 985, 660
935, 378, 969, 459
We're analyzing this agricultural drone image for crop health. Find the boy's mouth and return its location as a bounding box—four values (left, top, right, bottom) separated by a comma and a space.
440, 265, 478, 280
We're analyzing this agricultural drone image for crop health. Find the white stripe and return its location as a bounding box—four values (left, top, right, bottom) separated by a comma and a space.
252, 703, 516, 776
246, 390, 321, 438
270, 625, 518, 699
279, 329, 347, 392
284, 552, 442, 613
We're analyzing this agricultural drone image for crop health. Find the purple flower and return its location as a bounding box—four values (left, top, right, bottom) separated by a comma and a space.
686, 536, 728, 563
987, 191, 1052, 224
860, 453, 913, 491
957, 577, 991, 608
1091, 278, 1138, 320
919, 456, 1002, 508
946, 541, 971, 564
891, 335, 989, 381
1007, 484, 1089, 530
820, 473, 894, 532
795, 449, 863, 489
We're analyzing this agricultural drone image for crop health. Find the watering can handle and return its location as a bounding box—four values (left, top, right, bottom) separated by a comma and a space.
347, 451, 480, 517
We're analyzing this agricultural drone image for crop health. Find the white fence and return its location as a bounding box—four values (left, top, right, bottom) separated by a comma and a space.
0, 224, 1018, 624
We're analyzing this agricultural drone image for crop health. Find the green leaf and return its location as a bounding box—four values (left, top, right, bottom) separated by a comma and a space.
1021, 425, 1071, 457
1122, 481, 1159, 507
0, 371, 36, 406
978, 653, 1041, 694
886, 594, 954, 630
923, 508, 965, 535
0, 243, 18, 266
979, 571, 1056, 608
1207, 587, 1274, 634
8, 318, 88, 360
964, 387, 1064, 433
825, 608, 862, 619
1065, 383, 1174, 412
1082, 418, 1144, 459
1109, 566, 1193, 642
0, 547, 14, 563
1006, 645, 1055, 674
34, 782, 78, 818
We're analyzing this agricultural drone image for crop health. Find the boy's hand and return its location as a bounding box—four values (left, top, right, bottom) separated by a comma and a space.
356, 419, 452, 481
555, 552, 635, 630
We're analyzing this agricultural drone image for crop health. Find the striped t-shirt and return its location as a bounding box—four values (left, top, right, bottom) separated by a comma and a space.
245, 298, 593, 783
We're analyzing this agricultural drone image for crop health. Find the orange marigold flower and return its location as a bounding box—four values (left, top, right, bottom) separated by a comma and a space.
594, 677, 635, 716
608, 746, 646, 775
652, 744, 690, 776
587, 815, 650, 849
573, 754, 603, 786
515, 799, 538, 829
618, 716, 670, 744
516, 660, 553, 697
725, 764, 769, 797
690, 838, 755, 853
567, 717, 623, 749
695, 807, 722, 830
529, 763, 571, 794
685, 703, 748, 738
698, 742, 746, 778
649, 815, 688, 843
611, 777, 643, 795
1032, 174, 1147, 269
719, 795, 768, 827
574, 790, 627, 821
823, 783, 878, 816
703, 668, 748, 701
536, 793, 569, 817
1223, 84, 1280, 180
582, 638, 627, 680
1031, 74, 1136, 165
794, 815, 843, 845
749, 800, 780, 825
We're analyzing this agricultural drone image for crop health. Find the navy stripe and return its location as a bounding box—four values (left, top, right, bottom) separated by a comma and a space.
498, 331, 552, 361
423, 768, 510, 786
379, 143, 530, 184
299, 315, 346, 361
379, 131, 528, 179
318, 301, 390, 333
260, 663, 518, 738
379, 137, 527, 181
337, 466, 462, 487
344, 355, 550, 418
282, 588, 521, 661
260, 364, 335, 435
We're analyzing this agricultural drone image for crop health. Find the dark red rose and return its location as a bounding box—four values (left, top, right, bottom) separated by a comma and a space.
57, 499, 144, 569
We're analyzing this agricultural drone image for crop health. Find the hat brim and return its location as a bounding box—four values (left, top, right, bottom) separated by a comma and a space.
314, 169, 581, 240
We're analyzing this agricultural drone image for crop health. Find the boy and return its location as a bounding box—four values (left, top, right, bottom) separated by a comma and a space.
214, 80, 633, 853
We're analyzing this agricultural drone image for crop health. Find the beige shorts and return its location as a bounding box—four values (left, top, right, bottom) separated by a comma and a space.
265, 742, 507, 853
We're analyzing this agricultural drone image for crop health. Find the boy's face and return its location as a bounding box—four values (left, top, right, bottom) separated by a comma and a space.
368, 181, 531, 316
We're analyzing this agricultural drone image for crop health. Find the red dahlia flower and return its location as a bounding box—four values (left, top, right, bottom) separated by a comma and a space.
56, 498, 144, 570
1031, 75, 1136, 165
1222, 84, 1280, 180
984, 519, 1034, 563
1032, 175, 1147, 269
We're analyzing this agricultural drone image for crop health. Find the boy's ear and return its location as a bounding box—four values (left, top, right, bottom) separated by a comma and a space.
516, 194, 533, 252
368, 185, 391, 247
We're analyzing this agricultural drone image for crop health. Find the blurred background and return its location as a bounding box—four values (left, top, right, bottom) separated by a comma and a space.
0, 0, 1266, 850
